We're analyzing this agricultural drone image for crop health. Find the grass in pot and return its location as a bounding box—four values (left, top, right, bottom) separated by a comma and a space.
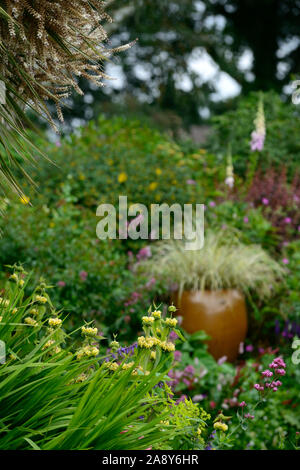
139, 230, 283, 362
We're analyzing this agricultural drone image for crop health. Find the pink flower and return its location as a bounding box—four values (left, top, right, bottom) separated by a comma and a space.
57, 281, 66, 287
225, 175, 234, 188
284, 217, 292, 224
79, 270, 88, 281
186, 179, 196, 185
282, 258, 289, 265
251, 131, 265, 151
246, 345, 254, 352
239, 401, 247, 408
254, 384, 260, 390
275, 368, 286, 376
245, 413, 255, 419
262, 370, 273, 378
262, 197, 269, 205
217, 355, 227, 365
137, 246, 152, 261
243, 216, 249, 223
209, 201, 216, 208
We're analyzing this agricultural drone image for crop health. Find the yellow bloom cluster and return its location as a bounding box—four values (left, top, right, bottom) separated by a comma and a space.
35, 295, 48, 304
138, 335, 175, 352
110, 340, 120, 350
24, 317, 38, 326
48, 317, 62, 327
214, 421, 228, 432
165, 317, 178, 328
9, 273, 18, 283
142, 316, 155, 325
160, 341, 175, 352
152, 310, 161, 319
121, 361, 134, 370
42, 339, 55, 350
105, 361, 119, 371
138, 336, 160, 349
76, 345, 99, 360
30, 308, 38, 316
81, 326, 98, 337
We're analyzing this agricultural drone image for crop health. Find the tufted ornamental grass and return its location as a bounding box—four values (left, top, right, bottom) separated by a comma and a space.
0, 268, 196, 450
139, 230, 284, 299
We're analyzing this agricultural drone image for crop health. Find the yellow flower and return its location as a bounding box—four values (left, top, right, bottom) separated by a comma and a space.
118, 172, 127, 183
18, 279, 25, 287
35, 295, 47, 304
0, 316, 2, 322
160, 341, 175, 352
122, 361, 134, 370
214, 422, 228, 432
149, 182, 158, 191
165, 317, 178, 328
155, 168, 162, 176
24, 317, 38, 327
9, 273, 18, 283
150, 351, 156, 360
81, 326, 98, 337
105, 361, 119, 371
152, 310, 161, 319
48, 317, 62, 327
42, 339, 55, 350
142, 316, 155, 326
30, 308, 39, 316
20, 195, 30, 205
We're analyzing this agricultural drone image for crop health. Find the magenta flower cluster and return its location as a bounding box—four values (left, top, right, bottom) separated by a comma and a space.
254, 357, 286, 393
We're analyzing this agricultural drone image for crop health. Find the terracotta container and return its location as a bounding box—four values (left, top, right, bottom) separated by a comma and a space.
173, 289, 248, 362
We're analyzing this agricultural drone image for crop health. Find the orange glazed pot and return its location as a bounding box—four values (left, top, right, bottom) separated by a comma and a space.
173, 290, 248, 362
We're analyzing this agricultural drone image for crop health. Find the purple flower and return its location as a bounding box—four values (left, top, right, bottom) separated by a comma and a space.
184, 365, 195, 376
262, 197, 269, 205
174, 350, 182, 362
209, 201, 216, 208
136, 246, 152, 261
245, 345, 254, 352
243, 216, 249, 223
186, 179, 196, 185
282, 258, 289, 265
284, 217, 292, 224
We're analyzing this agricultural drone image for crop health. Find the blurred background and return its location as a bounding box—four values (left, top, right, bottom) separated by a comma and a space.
56, 0, 300, 137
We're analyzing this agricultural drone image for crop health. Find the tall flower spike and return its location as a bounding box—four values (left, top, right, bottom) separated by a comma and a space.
225, 146, 234, 189
250, 96, 266, 152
